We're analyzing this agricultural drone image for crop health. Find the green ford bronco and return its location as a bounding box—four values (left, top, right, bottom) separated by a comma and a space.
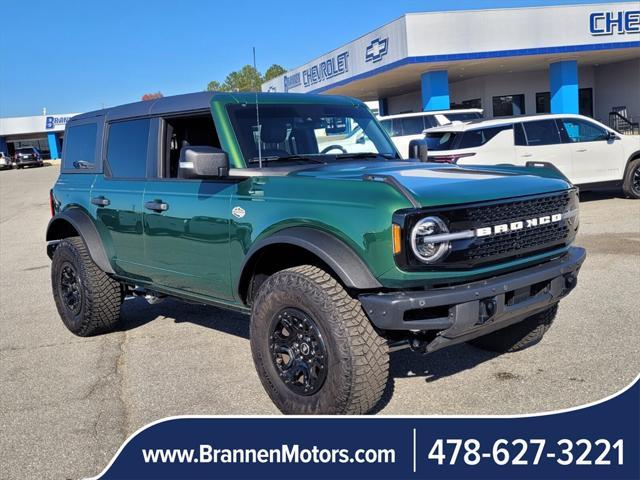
47, 92, 585, 414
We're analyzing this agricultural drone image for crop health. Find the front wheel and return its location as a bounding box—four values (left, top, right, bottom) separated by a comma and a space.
250, 265, 389, 414
468, 305, 558, 353
622, 158, 640, 199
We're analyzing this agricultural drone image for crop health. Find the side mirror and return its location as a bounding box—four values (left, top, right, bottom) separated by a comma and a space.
179, 146, 229, 178
606, 130, 618, 141
408, 139, 429, 162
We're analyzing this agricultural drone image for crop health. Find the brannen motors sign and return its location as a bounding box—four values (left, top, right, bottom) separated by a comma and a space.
45, 116, 73, 129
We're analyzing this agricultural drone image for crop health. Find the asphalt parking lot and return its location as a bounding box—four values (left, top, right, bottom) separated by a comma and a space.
1, 165, 639, 479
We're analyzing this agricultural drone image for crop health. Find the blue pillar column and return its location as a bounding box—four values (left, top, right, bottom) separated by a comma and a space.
47, 133, 59, 159
421, 70, 450, 111
0, 136, 7, 155
550, 60, 578, 114
379, 97, 389, 117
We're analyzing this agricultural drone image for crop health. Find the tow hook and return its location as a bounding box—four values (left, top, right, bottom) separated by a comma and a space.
564, 273, 577, 290
478, 298, 497, 325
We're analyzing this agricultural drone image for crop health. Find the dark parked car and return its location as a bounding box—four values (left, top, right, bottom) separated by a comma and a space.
13, 147, 43, 168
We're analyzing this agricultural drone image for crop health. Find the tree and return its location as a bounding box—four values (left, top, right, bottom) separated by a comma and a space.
224, 65, 263, 92
264, 64, 286, 81
206, 81, 223, 92
141, 92, 163, 101
206, 64, 286, 92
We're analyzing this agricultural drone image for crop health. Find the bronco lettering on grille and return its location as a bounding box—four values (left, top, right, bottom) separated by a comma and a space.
476, 213, 563, 237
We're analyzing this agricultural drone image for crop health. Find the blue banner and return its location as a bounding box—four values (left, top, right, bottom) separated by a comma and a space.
94, 376, 639, 479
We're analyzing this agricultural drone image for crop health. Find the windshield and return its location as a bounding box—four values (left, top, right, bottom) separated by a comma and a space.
226, 103, 398, 164
425, 132, 460, 151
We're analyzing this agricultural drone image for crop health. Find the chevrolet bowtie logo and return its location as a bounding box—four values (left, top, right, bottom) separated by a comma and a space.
365, 37, 388, 63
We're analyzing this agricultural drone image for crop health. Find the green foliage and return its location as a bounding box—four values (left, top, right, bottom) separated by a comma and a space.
264, 64, 286, 82
206, 64, 286, 92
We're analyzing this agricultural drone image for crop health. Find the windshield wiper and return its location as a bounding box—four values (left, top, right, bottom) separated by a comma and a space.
334, 152, 396, 160
249, 155, 326, 164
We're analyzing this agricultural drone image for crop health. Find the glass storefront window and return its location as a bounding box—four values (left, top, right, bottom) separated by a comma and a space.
492, 94, 525, 117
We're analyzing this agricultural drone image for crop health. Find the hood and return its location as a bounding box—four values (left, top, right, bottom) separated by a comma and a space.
292, 161, 571, 207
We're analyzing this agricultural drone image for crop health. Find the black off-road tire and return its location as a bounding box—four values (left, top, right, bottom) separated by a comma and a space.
468, 304, 558, 353
51, 236, 124, 336
622, 158, 640, 199
250, 265, 389, 415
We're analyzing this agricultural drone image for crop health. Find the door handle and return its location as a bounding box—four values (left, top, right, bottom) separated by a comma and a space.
576, 148, 588, 152
144, 200, 169, 212
91, 196, 110, 207
521, 153, 533, 158
74, 160, 94, 169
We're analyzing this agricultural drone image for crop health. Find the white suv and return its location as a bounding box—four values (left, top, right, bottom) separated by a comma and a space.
379, 109, 483, 158
421, 114, 640, 198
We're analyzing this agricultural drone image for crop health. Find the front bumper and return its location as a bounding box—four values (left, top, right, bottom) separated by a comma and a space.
360, 247, 586, 353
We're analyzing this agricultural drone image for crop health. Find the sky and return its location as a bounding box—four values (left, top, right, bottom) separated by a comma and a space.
0, 0, 634, 117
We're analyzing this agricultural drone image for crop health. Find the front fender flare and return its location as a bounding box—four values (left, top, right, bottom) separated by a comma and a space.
46, 208, 114, 274
237, 227, 382, 299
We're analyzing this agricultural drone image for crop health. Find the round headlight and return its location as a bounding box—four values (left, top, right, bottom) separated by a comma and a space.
410, 216, 450, 263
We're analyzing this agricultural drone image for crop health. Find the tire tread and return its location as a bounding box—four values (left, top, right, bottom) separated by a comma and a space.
252, 265, 388, 414
52, 237, 123, 336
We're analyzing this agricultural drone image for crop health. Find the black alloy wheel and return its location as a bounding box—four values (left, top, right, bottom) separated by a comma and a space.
59, 262, 82, 315
268, 307, 328, 396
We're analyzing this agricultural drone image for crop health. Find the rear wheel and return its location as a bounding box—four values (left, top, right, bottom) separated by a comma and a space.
622, 158, 640, 199
51, 237, 124, 336
250, 265, 388, 414
468, 305, 558, 353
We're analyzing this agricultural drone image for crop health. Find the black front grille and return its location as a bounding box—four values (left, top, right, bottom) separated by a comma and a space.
462, 192, 573, 263
465, 192, 571, 226
395, 189, 579, 270
466, 221, 569, 261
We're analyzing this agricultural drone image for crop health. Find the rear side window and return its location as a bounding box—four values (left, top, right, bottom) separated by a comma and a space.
514, 123, 527, 146
522, 120, 562, 146
381, 119, 403, 137
423, 115, 438, 128
400, 117, 425, 135
379, 119, 393, 135
106, 119, 150, 178
457, 125, 512, 149
63, 123, 97, 170
425, 132, 459, 151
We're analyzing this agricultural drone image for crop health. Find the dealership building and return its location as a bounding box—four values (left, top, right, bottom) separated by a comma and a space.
0, 113, 78, 159
1, 3, 638, 159
262, 2, 640, 128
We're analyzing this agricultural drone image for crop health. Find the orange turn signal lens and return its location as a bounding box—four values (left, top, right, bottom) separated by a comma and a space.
392, 224, 402, 255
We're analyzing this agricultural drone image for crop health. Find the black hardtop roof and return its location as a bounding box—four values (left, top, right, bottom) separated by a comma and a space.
71, 91, 217, 123
70, 91, 361, 124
